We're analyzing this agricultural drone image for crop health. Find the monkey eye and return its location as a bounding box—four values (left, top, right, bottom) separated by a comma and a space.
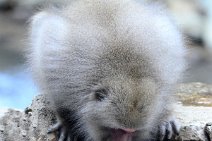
94, 88, 108, 101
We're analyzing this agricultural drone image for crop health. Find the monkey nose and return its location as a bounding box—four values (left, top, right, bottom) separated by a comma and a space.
120, 128, 136, 133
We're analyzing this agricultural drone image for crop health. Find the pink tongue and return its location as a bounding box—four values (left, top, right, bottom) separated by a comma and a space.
111, 131, 133, 141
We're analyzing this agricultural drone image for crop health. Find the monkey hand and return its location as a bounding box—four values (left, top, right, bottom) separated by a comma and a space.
156, 117, 180, 141
47, 121, 71, 141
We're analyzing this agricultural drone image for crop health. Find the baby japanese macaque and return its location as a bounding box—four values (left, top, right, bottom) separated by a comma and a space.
28, 0, 186, 140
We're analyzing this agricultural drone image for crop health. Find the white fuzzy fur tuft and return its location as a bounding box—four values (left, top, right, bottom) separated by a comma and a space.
29, 0, 187, 140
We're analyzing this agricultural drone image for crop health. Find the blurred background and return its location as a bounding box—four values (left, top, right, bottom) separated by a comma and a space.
0, 0, 212, 116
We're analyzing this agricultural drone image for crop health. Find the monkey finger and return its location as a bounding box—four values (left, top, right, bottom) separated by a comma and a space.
166, 122, 172, 139
47, 122, 62, 134
158, 124, 166, 141
67, 135, 71, 141
170, 120, 180, 135
58, 128, 67, 141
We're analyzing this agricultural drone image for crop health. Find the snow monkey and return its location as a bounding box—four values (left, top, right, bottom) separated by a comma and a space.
28, 0, 186, 140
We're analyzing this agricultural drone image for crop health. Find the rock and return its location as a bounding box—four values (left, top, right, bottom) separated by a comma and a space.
177, 82, 212, 95
174, 83, 212, 127
150, 0, 212, 51
165, 0, 206, 41
202, 0, 212, 51
205, 123, 212, 140
176, 82, 212, 107
0, 82, 212, 140
0, 92, 211, 141
176, 125, 208, 141
0, 0, 17, 11
0, 95, 56, 141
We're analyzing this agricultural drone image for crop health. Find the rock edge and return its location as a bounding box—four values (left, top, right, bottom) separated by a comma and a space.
0, 94, 211, 141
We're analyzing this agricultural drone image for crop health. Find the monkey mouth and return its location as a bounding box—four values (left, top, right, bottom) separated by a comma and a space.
110, 128, 136, 141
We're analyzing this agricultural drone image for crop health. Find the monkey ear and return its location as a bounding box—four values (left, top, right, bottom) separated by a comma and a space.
29, 11, 69, 50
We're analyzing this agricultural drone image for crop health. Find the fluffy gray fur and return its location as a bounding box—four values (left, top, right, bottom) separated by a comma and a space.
28, 0, 186, 140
